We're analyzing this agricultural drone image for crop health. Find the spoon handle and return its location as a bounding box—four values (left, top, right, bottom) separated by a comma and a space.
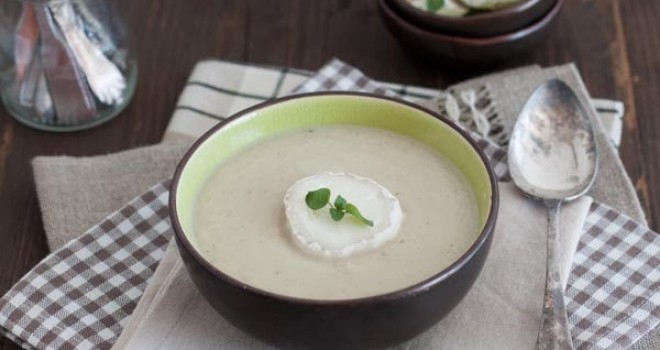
536, 204, 574, 350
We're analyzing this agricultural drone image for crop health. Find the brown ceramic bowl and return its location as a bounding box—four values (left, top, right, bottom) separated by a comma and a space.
379, 0, 563, 64
170, 92, 499, 349
389, 0, 557, 37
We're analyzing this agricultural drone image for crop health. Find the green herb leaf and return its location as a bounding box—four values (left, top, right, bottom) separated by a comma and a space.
305, 188, 373, 227
334, 195, 347, 210
305, 188, 331, 210
427, 0, 444, 11
345, 203, 374, 227
329, 207, 345, 221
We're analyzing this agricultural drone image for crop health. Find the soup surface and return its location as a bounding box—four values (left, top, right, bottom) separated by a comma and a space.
193, 125, 480, 300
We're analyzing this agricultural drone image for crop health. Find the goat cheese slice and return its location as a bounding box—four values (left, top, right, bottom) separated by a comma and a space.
284, 172, 404, 258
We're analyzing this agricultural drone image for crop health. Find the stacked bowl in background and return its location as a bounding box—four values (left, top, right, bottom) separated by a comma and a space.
378, 0, 563, 64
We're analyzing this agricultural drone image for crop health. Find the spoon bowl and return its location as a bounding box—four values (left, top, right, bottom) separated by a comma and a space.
509, 79, 598, 202
508, 79, 598, 349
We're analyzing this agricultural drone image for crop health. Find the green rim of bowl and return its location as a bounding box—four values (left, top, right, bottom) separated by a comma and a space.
171, 92, 499, 303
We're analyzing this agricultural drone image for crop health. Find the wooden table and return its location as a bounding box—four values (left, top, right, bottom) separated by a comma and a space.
0, 0, 658, 349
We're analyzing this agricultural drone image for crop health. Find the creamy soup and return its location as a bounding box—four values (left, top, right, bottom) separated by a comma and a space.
193, 125, 480, 300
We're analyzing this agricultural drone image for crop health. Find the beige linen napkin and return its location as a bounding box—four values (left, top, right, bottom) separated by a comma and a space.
111, 183, 592, 350
34, 138, 192, 249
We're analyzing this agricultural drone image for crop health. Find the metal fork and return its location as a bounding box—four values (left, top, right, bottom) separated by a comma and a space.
50, 0, 126, 106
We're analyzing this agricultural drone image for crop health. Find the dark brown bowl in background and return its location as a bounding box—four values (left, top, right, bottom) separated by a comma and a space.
170, 93, 499, 349
389, 0, 557, 37
378, 0, 563, 65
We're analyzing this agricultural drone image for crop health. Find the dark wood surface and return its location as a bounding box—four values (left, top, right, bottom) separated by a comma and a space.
0, 0, 658, 348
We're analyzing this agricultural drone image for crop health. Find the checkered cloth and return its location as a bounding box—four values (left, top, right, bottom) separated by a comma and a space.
0, 182, 172, 350
568, 203, 660, 348
0, 60, 657, 350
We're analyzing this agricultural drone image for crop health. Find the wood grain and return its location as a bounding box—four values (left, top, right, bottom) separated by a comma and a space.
1, 0, 659, 349
619, 0, 660, 226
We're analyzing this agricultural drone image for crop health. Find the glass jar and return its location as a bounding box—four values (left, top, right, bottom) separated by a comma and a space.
0, 0, 136, 131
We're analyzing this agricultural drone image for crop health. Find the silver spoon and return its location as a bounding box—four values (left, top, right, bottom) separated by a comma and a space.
508, 79, 598, 350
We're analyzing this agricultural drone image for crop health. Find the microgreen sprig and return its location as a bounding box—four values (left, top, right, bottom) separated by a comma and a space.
427, 0, 444, 11
305, 188, 374, 227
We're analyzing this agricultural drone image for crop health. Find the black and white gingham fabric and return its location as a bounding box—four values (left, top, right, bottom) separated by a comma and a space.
291, 58, 449, 101
0, 60, 657, 350
293, 59, 398, 97
567, 202, 660, 348
0, 182, 172, 350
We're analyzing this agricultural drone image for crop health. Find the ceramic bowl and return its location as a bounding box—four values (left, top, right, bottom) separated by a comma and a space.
378, 0, 563, 64
170, 92, 499, 349
388, 0, 557, 37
